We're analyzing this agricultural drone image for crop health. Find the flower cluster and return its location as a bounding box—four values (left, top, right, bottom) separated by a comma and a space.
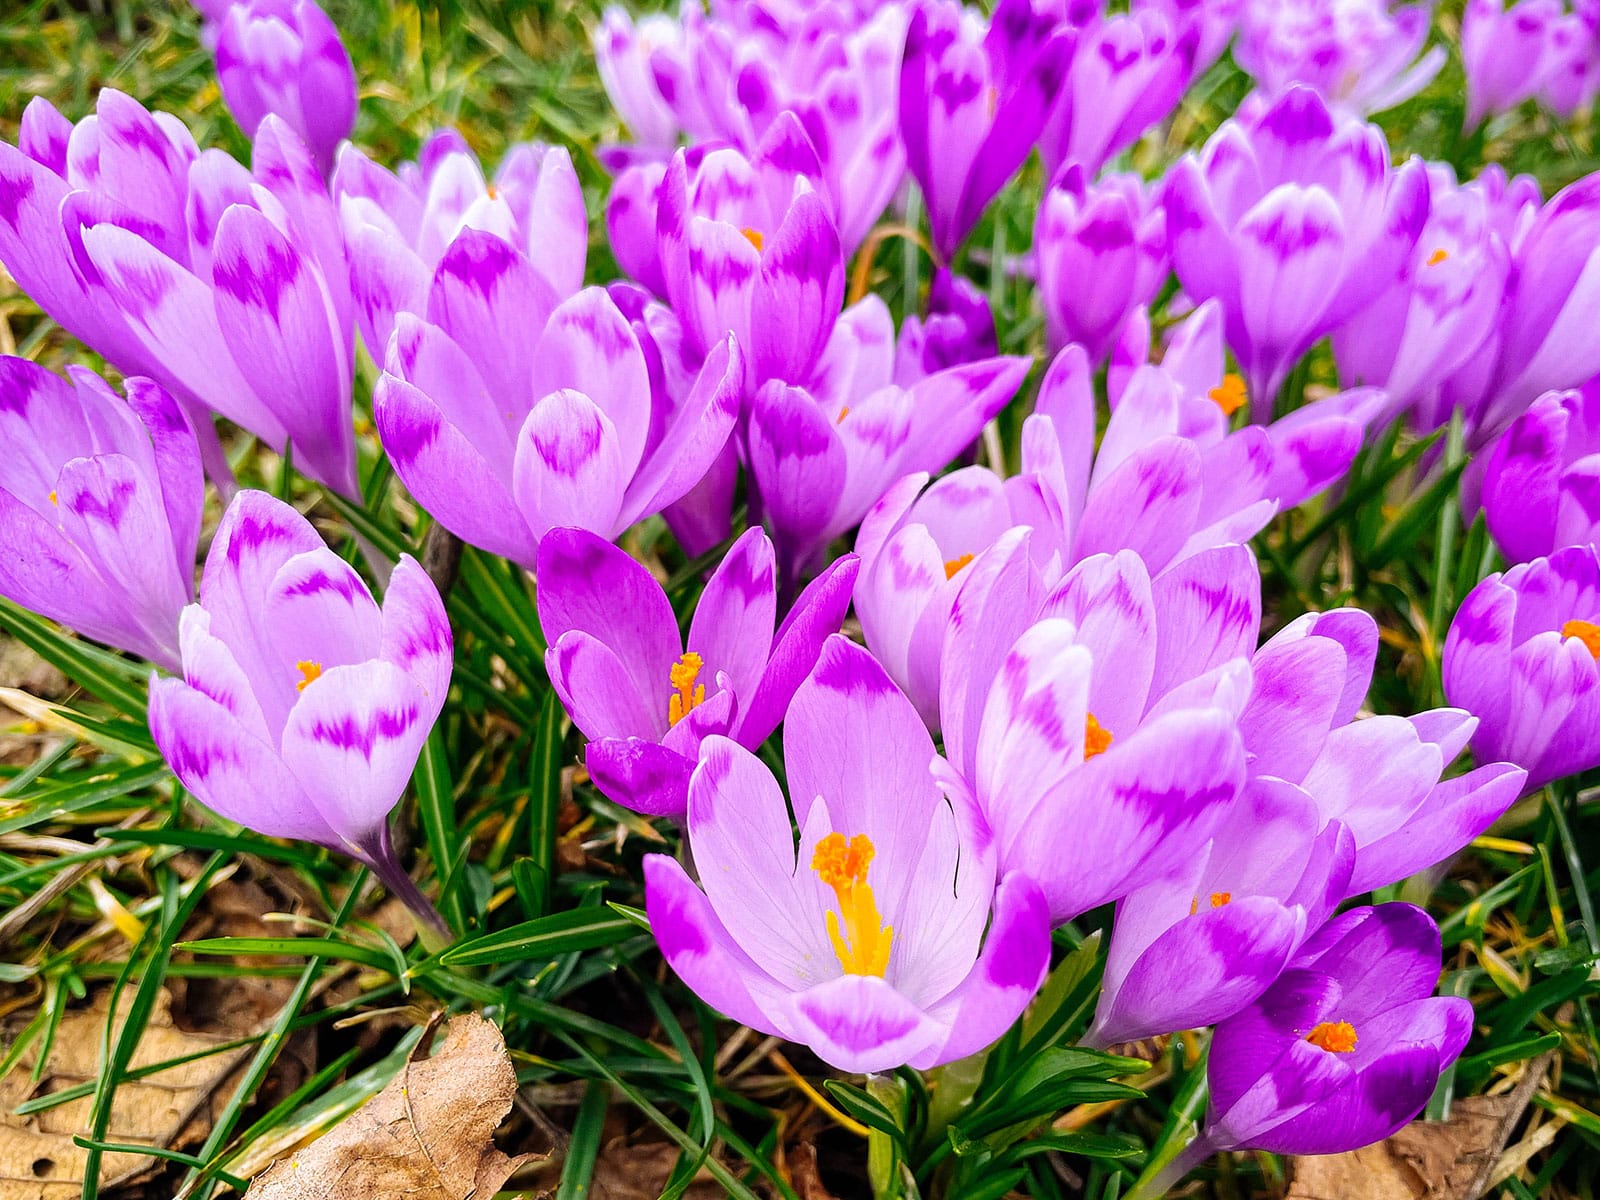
3, 0, 1598, 1194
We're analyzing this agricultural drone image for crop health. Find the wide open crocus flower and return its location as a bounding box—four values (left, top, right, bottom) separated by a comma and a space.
147, 491, 452, 930
1333, 166, 1512, 419
936, 553, 1253, 922
656, 117, 845, 387
0, 95, 357, 494
536, 527, 857, 818
1191, 904, 1471, 1162
1162, 84, 1428, 407
749, 346, 1030, 587
900, 0, 1074, 259
1244, 608, 1526, 893
1086, 787, 1354, 1048
0, 360, 200, 671
1037, 6, 1199, 179
374, 233, 743, 569
1482, 383, 1600, 564
1234, 0, 1445, 116
335, 130, 586, 360
1445, 544, 1600, 793
212, 0, 357, 179
1036, 167, 1168, 363
644, 635, 1051, 1073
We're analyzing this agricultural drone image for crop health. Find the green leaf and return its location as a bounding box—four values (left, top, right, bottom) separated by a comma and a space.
526, 687, 567, 918
999, 1131, 1144, 1164
414, 728, 465, 932
0, 598, 149, 718
436, 907, 638, 967
176, 936, 397, 974
823, 1079, 905, 1144
556, 1079, 610, 1200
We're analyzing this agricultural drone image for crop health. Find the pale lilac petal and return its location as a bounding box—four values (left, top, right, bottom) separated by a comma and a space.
512, 388, 627, 542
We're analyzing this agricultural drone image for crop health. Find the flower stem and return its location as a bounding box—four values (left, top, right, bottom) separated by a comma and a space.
360, 827, 452, 952
1125, 1131, 1215, 1200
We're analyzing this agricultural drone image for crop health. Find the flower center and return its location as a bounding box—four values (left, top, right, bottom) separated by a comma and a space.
47, 490, 58, 506
1426, 247, 1448, 266
1189, 891, 1231, 915
1306, 1020, 1358, 1053
1208, 372, 1248, 417
944, 553, 975, 580
1561, 619, 1600, 658
1085, 713, 1113, 760
811, 831, 893, 977
668, 651, 706, 726
295, 661, 323, 692
741, 226, 765, 253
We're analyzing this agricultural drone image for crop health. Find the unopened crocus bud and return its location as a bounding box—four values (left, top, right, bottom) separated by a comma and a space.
1445, 543, 1600, 793
1461, 0, 1570, 127
1482, 382, 1600, 563
0, 360, 201, 671
148, 491, 453, 930
213, 0, 358, 178
895, 269, 999, 382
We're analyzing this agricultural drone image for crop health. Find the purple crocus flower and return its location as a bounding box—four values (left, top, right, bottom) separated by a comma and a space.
1139, 0, 1242, 76
147, 491, 453, 930
893, 269, 999, 383
1445, 543, 1600, 793
0, 360, 201, 671
1194, 904, 1472, 1159
749, 348, 1030, 587
212, 0, 358, 179
0, 95, 358, 495
536, 527, 857, 818
1333, 165, 1512, 420
1462, 0, 1578, 127
1035, 166, 1168, 363
1038, 6, 1199, 179
1086, 786, 1355, 1048
936, 547, 1254, 922
335, 131, 586, 360
593, 5, 685, 159
373, 234, 742, 569
1162, 84, 1429, 406
1482, 382, 1600, 564
1234, 0, 1445, 116
900, 0, 1073, 259
644, 635, 1051, 1073
656, 118, 845, 387
1245, 608, 1526, 893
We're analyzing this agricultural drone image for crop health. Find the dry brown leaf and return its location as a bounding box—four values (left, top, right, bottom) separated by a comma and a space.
0, 987, 249, 1199
585, 1139, 727, 1200
245, 1014, 527, 1200
1287, 1054, 1555, 1200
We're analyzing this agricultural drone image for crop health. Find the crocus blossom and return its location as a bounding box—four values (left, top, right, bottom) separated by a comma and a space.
147, 491, 453, 928
936, 549, 1255, 922
537, 527, 857, 818
373, 235, 742, 568
0, 94, 358, 494
900, 0, 1073, 259
644, 635, 1051, 1073
0, 359, 201, 671
1462, 0, 1600, 127
1234, 0, 1445, 116
1243, 608, 1526, 894
335, 130, 587, 359
1087, 787, 1355, 1047
593, 5, 685, 160
1162, 84, 1428, 406
1197, 904, 1472, 1156
212, 0, 358, 178
1445, 543, 1600, 793
1482, 382, 1600, 564
1035, 166, 1168, 363
894, 269, 999, 383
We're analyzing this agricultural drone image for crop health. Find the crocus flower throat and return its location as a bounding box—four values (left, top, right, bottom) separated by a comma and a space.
812, 831, 894, 977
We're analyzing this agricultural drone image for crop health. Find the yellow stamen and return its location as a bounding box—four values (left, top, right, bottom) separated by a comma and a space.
1306, 1020, 1358, 1053
47, 490, 58, 506
836, 405, 850, 424
1208, 372, 1248, 417
1561, 619, 1600, 658
741, 226, 765, 253
295, 660, 323, 692
1085, 713, 1113, 760
811, 831, 893, 977
668, 651, 706, 726
944, 553, 974, 580
1209, 891, 1231, 908
486, 182, 499, 200
1426, 247, 1448, 266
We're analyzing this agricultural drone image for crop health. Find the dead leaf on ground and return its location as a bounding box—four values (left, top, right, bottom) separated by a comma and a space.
1287, 1053, 1556, 1200
0, 987, 249, 1199
585, 1139, 728, 1200
245, 1014, 529, 1200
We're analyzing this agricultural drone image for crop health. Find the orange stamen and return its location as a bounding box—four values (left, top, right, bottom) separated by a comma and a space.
811, 832, 893, 977
1561, 620, 1600, 658
1306, 1020, 1358, 1053
944, 553, 975, 580
1208, 372, 1248, 417
741, 227, 765, 252
668, 651, 706, 726
1085, 713, 1113, 760
1426, 247, 1448, 266
295, 661, 323, 692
